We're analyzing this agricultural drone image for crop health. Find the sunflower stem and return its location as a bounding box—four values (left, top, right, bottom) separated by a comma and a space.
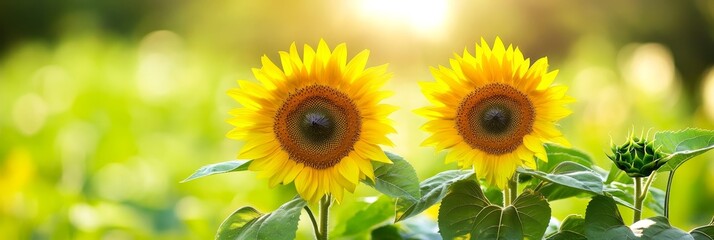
304, 206, 320, 240
503, 186, 511, 206
318, 195, 331, 240
633, 177, 643, 223
641, 172, 656, 201
664, 171, 674, 218
509, 173, 518, 206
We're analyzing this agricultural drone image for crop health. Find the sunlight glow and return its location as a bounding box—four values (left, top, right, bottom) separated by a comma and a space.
359, 0, 448, 34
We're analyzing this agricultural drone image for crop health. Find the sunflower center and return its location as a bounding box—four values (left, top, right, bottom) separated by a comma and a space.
300, 109, 335, 143
455, 83, 535, 155
274, 85, 361, 169
480, 105, 512, 134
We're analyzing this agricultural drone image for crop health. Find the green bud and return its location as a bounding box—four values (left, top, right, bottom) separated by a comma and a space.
608, 134, 666, 177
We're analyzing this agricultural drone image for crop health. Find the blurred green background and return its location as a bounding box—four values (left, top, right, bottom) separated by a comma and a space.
1, 0, 714, 239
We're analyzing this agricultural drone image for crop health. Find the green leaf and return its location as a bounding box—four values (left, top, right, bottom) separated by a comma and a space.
655, 128, 714, 172
335, 196, 393, 237
182, 160, 251, 183
438, 179, 551, 240
215, 207, 262, 240
483, 186, 504, 206
584, 196, 637, 240
547, 215, 587, 240
518, 161, 605, 200
633, 216, 692, 240
603, 182, 664, 215
605, 163, 633, 184
371, 225, 404, 240
216, 197, 306, 240
539, 144, 594, 173
690, 218, 714, 240
394, 170, 474, 222
363, 152, 421, 202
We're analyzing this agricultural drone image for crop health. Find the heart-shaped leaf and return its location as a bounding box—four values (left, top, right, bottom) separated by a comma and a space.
690, 217, 714, 240
655, 128, 714, 172
394, 170, 474, 222
518, 161, 605, 200
632, 216, 714, 240
438, 179, 551, 240
546, 215, 587, 240
363, 152, 421, 202
182, 160, 252, 183
216, 197, 306, 240
632, 216, 691, 239
584, 196, 637, 240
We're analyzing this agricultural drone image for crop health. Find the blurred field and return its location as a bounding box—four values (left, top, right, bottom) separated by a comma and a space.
1, 0, 714, 239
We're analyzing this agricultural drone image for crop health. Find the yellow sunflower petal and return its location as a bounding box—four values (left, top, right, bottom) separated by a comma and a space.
417, 37, 572, 189
226, 40, 394, 202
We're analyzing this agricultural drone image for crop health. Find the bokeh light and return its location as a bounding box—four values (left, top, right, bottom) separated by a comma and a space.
0, 0, 713, 239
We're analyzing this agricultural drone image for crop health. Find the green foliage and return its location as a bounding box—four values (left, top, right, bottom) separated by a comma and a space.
539, 144, 595, 172
394, 170, 474, 222
438, 179, 551, 240
632, 216, 691, 240
216, 197, 307, 240
584, 196, 637, 240
604, 182, 664, 215
363, 152, 421, 202
519, 162, 604, 200
690, 218, 714, 240
655, 128, 714, 172
371, 225, 403, 240
546, 215, 587, 240
181, 160, 251, 183
334, 196, 393, 237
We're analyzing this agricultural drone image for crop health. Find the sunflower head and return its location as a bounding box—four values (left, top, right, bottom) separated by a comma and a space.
417, 37, 573, 188
226, 40, 396, 203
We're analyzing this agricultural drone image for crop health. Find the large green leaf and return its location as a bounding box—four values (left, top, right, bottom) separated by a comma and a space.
216, 197, 306, 240
655, 128, 714, 172
584, 196, 637, 240
690, 218, 714, 240
394, 170, 474, 222
363, 152, 421, 202
334, 196, 394, 237
518, 161, 604, 200
633, 216, 692, 240
547, 215, 587, 240
182, 160, 252, 183
438, 179, 551, 240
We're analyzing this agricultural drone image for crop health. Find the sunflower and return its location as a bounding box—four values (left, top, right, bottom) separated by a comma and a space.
226, 40, 396, 203
417, 37, 573, 188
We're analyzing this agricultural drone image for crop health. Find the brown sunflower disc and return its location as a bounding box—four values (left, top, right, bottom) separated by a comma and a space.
455, 83, 535, 155
274, 85, 361, 169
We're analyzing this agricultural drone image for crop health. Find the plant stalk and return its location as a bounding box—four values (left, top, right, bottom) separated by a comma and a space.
318, 195, 331, 240
664, 171, 674, 218
634, 177, 643, 222
509, 173, 518, 205
304, 206, 320, 240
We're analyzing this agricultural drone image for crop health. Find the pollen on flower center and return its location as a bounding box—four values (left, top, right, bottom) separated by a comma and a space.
456, 83, 535, 155
274, 85, 362, 169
